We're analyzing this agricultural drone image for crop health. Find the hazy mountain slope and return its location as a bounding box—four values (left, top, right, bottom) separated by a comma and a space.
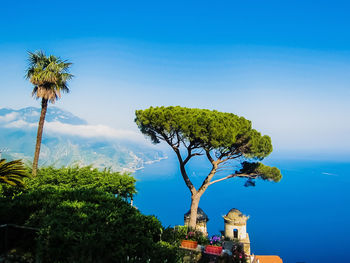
0, 107, 166, 172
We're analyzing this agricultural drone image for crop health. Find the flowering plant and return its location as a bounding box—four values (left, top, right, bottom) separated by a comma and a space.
232, 242, 247, 263
209, 235, 222, 246
185, 231, 196, 241
182, 230, 209, 244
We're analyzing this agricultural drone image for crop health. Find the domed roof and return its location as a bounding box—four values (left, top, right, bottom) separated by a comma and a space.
223, 208, 249, 224
184, 207, 209, 222
225, 208, 243, 219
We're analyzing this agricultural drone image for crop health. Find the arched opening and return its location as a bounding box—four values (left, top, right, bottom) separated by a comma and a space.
233, 228, 238, 239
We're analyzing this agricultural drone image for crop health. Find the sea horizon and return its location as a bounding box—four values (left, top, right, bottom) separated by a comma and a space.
135, 154, 350, 263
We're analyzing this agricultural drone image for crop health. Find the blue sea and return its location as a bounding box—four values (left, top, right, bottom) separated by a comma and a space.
134, 154, 350, 263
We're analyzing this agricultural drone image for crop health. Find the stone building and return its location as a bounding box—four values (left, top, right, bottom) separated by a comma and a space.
184, 207, 209, 235
223, 208, 251, 255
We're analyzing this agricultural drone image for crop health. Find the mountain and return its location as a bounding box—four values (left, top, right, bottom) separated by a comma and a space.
0, 107, 166, 172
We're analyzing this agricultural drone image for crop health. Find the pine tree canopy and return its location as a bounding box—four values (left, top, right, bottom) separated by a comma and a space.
135, 106, 281, 183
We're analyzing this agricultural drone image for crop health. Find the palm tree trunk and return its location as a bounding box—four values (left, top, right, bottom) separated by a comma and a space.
32, 98, 48, 176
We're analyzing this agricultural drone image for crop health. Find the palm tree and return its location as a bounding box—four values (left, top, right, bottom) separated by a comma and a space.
0, 159, 29, 187
26, 51, 73, 176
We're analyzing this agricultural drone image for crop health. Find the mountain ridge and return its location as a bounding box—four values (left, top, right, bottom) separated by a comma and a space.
0, 107, 166, 172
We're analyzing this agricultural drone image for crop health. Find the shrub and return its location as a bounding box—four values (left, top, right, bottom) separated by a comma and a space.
0, 166, 176, 262
162, 225, 209, 246
29, 166, 136, 198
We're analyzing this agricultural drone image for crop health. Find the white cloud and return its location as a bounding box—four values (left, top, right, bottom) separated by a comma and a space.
4, 119, 147, 143
4, 119, 36, 128
28, 111, 39, 117
0, 112, 19, 122
45, 121, 144, 141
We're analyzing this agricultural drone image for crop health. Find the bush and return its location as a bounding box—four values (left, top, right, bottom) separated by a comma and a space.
0, 166, 136, 200
153, 241, 184, 263
161, 225, 209, 246
0, 188, 166, 262
0, 166, 177, 262
231, 241, 248, 263
30, 166, 136, 198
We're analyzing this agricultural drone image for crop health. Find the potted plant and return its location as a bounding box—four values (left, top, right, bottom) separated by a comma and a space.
180, 231, 198, 249
205, 235, 223, 255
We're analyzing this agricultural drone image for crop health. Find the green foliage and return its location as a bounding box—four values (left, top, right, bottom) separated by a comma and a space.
239, 161, 282, 182
192, 231, 210, 245
0, 188, 164, 262
135, 106, 282, 184
154, 241, 183, 263
26, 50, 73, 103
231, 241, 248, 263
0, 166, 176, 262
209, 235, 222, 246
162, 225, 188, 246
27, 166, 136, 198
162, 225, 209, 246
135, 106, 272, 158
0, 159, 29, 187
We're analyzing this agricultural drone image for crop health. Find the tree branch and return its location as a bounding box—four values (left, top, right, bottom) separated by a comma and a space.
197, 149, 220, 194
206, 150, 214, 163
182, 142, 203, 165
175, 131, 181, 148
173, 148, 197, 195
208, 174, 238, 186
183, 142, 193, 165
208, 173, 258, 186
220, 153, 243, 163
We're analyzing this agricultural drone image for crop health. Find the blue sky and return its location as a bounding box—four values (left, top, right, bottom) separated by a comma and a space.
1, 0, 350, 159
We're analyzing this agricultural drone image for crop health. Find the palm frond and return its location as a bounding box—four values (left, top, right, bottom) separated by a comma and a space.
0, 159, 30, 187
25, 50, 73, 103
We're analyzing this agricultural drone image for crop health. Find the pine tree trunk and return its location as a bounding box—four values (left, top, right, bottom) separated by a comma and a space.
188, 195, 201, 230
32, 98, 48, 177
